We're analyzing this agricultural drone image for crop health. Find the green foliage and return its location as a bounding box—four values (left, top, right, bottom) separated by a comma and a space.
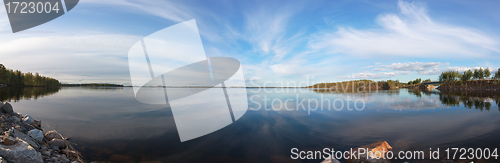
0, 64, 60, 87
309, 79, 378, 89
441, 68, 493, 83
495, 68, 500, 79
308, 79, 406, 90
379, 80, 399, 89
484, 68, 491, 79
439, 71, 460, 82
473, 69, 479, 79
459, 70, 473, 82
407, 78, 422, 85
478, 68, 484, 79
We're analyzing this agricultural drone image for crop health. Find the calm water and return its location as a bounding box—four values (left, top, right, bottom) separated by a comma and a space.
1, 87, 500, 163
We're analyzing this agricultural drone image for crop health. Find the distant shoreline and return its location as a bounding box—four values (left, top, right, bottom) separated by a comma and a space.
60, 83, 124, 87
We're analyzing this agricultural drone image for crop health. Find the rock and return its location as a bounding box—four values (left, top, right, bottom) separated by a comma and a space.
1, 115, 12, 122
1, 102, 13, 115
48, 138, 67, 149
1, 136, 17, 145
0, 156, 6, 163
42, 150, 51, 156
23, 115, 35, 125
0, 137, 43, 163
51, 157, 58, 162
27, 129, 44, 143
0, 103, 3, 111
34, 120, 42, 127
61, 154, 68, 160
346, 141, 392, 163
10, 128, 40, 149
12, 116, 20, 123
49, 145, 60, 151
45, 130, 63, 140
321, 158, 341, 163
426, 85, 436, 90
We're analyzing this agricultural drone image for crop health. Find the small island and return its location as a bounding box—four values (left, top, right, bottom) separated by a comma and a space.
307, 68, 500, 93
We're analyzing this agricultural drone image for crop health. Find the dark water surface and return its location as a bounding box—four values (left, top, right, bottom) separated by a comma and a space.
1, 87, 500, 163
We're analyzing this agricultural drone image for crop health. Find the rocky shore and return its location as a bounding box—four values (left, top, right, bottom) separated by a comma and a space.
0, 102, 83, 163
437, 79, 500, 93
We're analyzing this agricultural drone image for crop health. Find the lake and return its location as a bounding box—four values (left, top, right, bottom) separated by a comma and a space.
1, 87, 499, 163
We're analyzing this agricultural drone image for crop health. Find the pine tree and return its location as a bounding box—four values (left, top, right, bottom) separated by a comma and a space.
484, 68, 491, 79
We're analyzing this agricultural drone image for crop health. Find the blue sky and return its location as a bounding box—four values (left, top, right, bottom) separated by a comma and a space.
0, 0, 499, 86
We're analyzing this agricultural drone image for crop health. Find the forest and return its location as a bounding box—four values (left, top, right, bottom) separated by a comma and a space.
0, 64, 60, 87
307, 78, 433, 90
439, 68, 500, 82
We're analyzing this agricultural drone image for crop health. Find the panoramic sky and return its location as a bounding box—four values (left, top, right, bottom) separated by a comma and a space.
0, 0, 499, 86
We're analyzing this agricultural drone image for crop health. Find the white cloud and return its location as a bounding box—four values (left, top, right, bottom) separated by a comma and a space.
340, 72, 382, 79
380, 62, 447, 74
269, 62, 310, 76
310, 0, 500, 58
82, 0, 191, 23
340, 71, 410, 79
417, 66, 489, 75
240, 3, 307, 62
0, 33, 140, 84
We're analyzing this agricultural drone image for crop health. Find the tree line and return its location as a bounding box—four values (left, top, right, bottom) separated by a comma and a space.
439, 68, 500, 82
0, 64, 60, 87
308, 79, 410, 90
61, 83, 123, 87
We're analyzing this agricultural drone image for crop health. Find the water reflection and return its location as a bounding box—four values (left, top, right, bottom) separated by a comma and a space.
437, 91, 500, 112
407, 88, 439, 97
0, 87, 60, 102
4, 87, 500, 162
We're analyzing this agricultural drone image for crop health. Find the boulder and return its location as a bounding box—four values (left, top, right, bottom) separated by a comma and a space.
1, 102, 13, 115
22, 115, 35, 125
0, 156, 6, 163
49, 145, 59, 152
27, 129, 44, 143
0, 137, 43, 163
34, 120, 42, 127
346, 141, 392, 163
424, 85, 435, 91
10, 128, 39, 149
44, 130, 63, 140
48, 139, 67, 149
1, 115, 12, 122
1, 136, 17, 145
12, 116, 21, 123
